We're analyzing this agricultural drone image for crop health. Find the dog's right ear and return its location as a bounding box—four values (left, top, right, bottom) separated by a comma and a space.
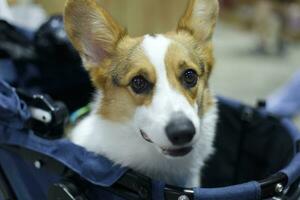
64, 0, 126, 70
178, 0, 219, 42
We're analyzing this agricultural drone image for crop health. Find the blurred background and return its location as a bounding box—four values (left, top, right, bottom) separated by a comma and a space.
0, 0, 300, 126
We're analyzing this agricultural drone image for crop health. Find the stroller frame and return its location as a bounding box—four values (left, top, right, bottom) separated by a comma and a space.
0, 89, 300, 200
1, 144, 298, 200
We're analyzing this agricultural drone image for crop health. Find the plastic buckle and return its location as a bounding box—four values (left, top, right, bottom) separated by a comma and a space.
259, 173, 288, 199
17, 90, 68, 139
165, 185, 194, 200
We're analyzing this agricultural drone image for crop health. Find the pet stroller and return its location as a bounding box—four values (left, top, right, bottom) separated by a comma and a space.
0, 79, 300, 200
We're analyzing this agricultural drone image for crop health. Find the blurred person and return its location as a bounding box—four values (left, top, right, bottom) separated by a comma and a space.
267, 70, 300, 118
253, 0, 285, 55
0, 0, 14, 22
0, 0, 47, 30
219, 0, 235, 9
285, 1, 300, 39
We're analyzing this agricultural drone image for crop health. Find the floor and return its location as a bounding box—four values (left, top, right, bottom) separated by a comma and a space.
211, 24, 300, 128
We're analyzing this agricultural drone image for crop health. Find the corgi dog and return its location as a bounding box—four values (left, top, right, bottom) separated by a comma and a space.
64, 0, 219, 188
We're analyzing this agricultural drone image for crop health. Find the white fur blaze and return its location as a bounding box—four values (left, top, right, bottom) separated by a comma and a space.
136, 35, 200, 147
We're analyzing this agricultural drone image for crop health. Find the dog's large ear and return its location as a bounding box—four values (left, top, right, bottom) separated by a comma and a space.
178, 0, 219, 42
64, 0, 126, 70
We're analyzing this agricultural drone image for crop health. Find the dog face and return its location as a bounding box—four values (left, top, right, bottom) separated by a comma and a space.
64, 0, 219, 158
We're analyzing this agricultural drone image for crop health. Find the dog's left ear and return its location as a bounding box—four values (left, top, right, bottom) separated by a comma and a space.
178, 0, 219, 42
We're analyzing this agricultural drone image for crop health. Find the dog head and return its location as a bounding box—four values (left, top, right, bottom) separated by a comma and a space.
64, 0, 219, 158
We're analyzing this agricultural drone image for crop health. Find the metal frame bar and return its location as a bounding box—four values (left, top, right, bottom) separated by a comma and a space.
0, 144, 299, 200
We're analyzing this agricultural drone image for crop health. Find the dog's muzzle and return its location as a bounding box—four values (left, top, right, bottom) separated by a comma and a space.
140, 130, 193, 157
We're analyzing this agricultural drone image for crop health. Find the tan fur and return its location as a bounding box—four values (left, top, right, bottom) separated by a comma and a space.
65, 0, 220, 188
64, 0, 155, 122
178, 0, 219, 42
200, 88, 214, 116
164, 40, 201, 105
88, 37, 157, 122
64, 0, 126, 68
64, 0, 218, 122
165, 31, 215, 116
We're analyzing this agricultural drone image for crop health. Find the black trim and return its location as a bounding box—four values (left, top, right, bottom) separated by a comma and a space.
0, 164, 16, 200
296, 140, 300, 153
0, 145, 151, 200
111, 171, 152, 200
256, 100, 267, 109
241, 106, 255, 123
284, 178, 300, 200
259, 172, 288, 199
1, 144, 300, 200
48, 182, 88, 200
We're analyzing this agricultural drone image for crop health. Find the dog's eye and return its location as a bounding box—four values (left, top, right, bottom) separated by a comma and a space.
181, 69, 198, 88
130, 76, 151, 94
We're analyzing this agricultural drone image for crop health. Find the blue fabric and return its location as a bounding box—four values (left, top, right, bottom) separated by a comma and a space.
0, 147, 127, 200
0, 60, 16, 83
281, 154, 300, 186
281, 115, 300, 185
194, 182, 261, 200
0, 79, 128, 199
282, 119, 300, 143
0, 79, 300, 200
0, 149, 60, 200
267, 70, 300, 118
0, 190, 4, 200
221, 95, 300, 187
0, 73, 51, 200
152, 180, 165, 200
279, 118, 300, 186
0, 79, 30, 129
0, 128, 128, 187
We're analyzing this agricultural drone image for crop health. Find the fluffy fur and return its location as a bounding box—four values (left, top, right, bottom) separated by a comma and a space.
65, 0, 219, 188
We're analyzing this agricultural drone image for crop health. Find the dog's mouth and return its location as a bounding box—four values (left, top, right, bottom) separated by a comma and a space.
140, 130, 153, 143
140, 130, 193, 157
160, 146, 193, 157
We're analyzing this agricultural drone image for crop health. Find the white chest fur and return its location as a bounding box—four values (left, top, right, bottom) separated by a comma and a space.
70, 103, 217, 188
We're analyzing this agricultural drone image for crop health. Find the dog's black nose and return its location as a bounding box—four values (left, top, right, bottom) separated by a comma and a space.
165, 116, 196, 146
